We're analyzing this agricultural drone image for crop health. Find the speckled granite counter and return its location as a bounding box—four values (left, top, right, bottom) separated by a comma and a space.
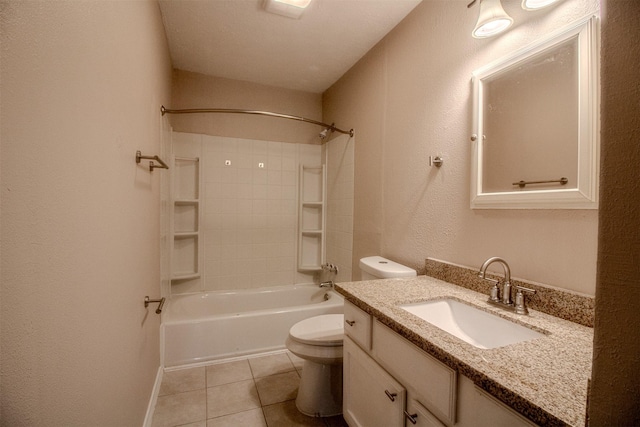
336, 276, 593, 427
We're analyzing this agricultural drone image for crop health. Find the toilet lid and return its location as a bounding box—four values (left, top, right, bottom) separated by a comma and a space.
289, 314, 344, 345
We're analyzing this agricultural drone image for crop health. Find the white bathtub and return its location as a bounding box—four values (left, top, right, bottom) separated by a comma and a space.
161, 284, 344, 367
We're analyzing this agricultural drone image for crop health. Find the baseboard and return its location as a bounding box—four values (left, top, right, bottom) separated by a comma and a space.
142, 365, 164, 427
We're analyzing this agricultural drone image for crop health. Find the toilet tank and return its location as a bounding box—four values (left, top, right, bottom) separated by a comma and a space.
359, 256, 417, 280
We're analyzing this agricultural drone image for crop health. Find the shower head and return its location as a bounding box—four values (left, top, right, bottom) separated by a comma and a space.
319, 124, 334, 140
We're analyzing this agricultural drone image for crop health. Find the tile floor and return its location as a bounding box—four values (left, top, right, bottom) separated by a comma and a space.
151, 351, 348, 427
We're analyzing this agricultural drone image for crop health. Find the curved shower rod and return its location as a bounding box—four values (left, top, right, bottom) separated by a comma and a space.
161, 105, 354, 138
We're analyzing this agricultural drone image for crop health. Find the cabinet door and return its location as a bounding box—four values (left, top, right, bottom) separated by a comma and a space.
343, 336, 406, 427
372, 320, 456, 425
456, 375, 538, 427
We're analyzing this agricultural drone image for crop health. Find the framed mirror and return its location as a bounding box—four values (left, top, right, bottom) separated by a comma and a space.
471, 15, 599, 209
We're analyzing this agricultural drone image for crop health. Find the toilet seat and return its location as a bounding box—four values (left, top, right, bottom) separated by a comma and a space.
288, 314, 344, 346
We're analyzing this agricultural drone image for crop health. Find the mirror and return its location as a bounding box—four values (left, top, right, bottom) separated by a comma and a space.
471, 16, 599, 209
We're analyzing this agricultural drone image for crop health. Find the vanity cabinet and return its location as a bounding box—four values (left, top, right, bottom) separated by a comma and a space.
342, 300, 538, 427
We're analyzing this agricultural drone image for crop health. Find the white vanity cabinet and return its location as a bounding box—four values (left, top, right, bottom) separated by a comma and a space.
342, 300, 539, 427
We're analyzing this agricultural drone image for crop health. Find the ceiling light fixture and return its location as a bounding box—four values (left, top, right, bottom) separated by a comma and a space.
263, 0, 312, 19
521, 0, 562, 10
468, 0, 513, 39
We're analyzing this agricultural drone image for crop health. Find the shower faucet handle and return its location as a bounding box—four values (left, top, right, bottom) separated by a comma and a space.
322, 263, 339, 274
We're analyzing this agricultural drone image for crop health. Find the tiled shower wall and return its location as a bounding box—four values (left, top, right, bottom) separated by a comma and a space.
171, 131, 351, 294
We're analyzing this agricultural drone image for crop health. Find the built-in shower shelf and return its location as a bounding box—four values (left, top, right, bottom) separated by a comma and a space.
171, 273, 201, 281
174, 231, 199, 238
298, 165, 326, 271
171, 156, 201, 285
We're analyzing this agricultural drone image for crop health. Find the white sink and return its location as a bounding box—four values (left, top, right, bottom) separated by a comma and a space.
399, 299, 545, 349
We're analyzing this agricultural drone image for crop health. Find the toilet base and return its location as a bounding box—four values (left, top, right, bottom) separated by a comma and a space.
295, 359, 343, 417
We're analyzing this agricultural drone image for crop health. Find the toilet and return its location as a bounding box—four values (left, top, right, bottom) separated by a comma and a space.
359, 255, 417, 281
286, 256, 417, 417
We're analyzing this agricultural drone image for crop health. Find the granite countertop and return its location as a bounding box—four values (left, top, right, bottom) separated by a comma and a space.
335, 276, 593, 427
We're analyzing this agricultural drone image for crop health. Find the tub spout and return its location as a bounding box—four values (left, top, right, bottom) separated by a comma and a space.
319, 281, 334, 289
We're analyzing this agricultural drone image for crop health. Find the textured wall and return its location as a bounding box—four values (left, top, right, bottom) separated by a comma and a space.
170, 70, 323, 145
0, 1, 172, 425
323, 0, 600, 294
589, 0, 640, 424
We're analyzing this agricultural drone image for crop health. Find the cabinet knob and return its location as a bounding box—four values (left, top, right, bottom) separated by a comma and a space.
384, 390, 397, 402
345, 319, 356, 326
404, 411, 418, 425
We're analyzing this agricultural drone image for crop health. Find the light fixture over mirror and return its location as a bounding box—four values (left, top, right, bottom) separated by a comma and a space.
469, 0, 513, 39
522, 0, 563, 11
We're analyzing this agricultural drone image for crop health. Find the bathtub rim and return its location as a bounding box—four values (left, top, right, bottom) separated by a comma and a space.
162, 282, 343, 325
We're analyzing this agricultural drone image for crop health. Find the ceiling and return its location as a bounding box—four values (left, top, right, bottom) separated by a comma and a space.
158, 0, 423, 93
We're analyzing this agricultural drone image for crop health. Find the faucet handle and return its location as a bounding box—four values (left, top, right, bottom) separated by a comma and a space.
479, 274, 501, 302
514, 285, 536, 315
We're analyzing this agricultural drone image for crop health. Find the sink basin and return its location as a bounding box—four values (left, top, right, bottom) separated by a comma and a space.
399, 299, 545, 349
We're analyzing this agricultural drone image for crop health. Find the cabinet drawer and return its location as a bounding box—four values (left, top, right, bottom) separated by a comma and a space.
372, 320, 457, 426
406, 398, 446, 427
344, 301, 372, 351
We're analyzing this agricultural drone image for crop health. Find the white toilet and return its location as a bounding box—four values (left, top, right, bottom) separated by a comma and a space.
359, 255, 417, 281
286, 256, 417, 417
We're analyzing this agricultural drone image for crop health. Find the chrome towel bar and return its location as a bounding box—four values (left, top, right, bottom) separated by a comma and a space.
136, 150, 169, 172
144, 296, 165, 314
513, 177, 568, 188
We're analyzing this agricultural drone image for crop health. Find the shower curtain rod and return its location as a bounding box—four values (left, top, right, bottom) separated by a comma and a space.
161, 106, 354, 137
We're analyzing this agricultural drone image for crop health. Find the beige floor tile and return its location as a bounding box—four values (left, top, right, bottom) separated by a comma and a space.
255, 371, 300, 406
286, 351, 305, 370
323, 415, 349, 427
249, 352, 296, 378
206, 359, 253, 387
207, 379, 261, 419
160, 367, 206, 396
152, 389, 206, 427
262, 400, 325, 427
206, 408, 267, 427
178, 422, 207, 427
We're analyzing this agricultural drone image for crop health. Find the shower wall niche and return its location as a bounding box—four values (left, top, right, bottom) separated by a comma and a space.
298, 164, 326, 271
171, 156, 201, 281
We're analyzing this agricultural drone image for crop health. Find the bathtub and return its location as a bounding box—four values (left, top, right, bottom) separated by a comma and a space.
161, 283, 344, 367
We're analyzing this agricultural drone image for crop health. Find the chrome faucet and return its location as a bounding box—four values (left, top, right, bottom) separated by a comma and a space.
478, 257, 536, 315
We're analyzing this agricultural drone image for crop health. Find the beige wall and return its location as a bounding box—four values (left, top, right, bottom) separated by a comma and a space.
590, 0, 640, 423
324, 0, 599, 295
0, 1, 172, 425
170, 70, 323, 145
